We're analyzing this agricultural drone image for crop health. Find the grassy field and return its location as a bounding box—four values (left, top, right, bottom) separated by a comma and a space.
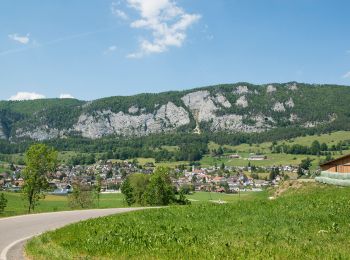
0, 192, 126, 218
0, 191, 258, 218
130, 131, 350, 169
25, 182, 350, 259
187, 190, 263, 203
230, 130, 350, 153
205, 131, 350, 169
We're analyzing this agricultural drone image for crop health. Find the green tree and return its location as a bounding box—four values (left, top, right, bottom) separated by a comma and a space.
22, 144, 58, 213
311, 140, 321, 155
0, 193, 7, 213
217, 146, 224, 156
300, 157, 313, 170
269, 167, 280, 180
177, 189, 191, 205
220, 162, 225, 170
297, 166, 304, 178
121, 177, 135, 206
127, 173, 150, 205
144, 167, 176, 206
94, 174, 102, 208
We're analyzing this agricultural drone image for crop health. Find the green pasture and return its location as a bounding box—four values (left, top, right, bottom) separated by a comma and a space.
0, 192, 125, 218
26, 182, 350, 259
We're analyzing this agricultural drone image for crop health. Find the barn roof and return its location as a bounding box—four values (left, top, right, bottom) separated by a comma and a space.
320, 153, 350, 166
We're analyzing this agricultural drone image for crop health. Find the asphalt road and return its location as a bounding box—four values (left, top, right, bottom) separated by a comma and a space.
0, 208, 145, 260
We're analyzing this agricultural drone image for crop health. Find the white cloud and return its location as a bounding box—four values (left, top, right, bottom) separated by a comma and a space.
104, 45, 117, 55
9, 92, 45, 101
111, 2, 129, 20
346, 50, 350, 54
59, 94, 75, 99
125, 0, 201, 58
343, 71, 350, 79
8, 33, 30, 44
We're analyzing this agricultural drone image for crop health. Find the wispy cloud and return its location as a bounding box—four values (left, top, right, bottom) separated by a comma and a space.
121, 0, 201, 58
111, 2, 129, 20
346, 50, 350, 55
1, 29, 111, 57
9, 92, 46, 101
343, 71, 350, 79
59, 93, 75, 99
103, 45, 118, 55
8, 33, 30, 44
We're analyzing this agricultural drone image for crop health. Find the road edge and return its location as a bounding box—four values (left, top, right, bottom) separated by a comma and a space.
0, 235, 35, 260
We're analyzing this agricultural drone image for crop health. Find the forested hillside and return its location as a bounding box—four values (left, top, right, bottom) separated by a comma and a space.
1, 82, 350, 144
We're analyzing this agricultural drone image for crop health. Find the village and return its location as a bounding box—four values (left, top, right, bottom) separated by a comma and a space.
0, 154, 301, 195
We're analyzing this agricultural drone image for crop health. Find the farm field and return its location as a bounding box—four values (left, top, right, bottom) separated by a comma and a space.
187, 190, 263, 203
0, 192, 126, 218
25, 182, 350, 259
115, 131, 350, 169
0, 191, 261, 218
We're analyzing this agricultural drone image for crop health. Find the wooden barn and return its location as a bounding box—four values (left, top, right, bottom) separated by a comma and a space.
316, 154, 350, 186
320, 154, 350, 173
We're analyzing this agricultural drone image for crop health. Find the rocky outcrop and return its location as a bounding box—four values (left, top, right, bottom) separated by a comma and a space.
0, 125, 6, 140
236, 96, 248, 108
285, 98, 295, 108
128, 105, 139, 114
234, 85, 250, 95
16, 126, 62, 141
74, 102, 190, 139
211, 114, 271, 133
181, 91, 218, 122
214, 93, 231, 108
273, 102, 286, 112
287, 83, 298, 91
266, 85, 276, 93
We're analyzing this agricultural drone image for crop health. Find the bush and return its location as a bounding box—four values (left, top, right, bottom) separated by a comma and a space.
121, 167, 179, 206
0, 193, 7, 213
68, 183, 94, 209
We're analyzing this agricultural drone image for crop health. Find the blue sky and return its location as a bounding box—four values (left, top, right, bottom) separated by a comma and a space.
0, 0, 349, 101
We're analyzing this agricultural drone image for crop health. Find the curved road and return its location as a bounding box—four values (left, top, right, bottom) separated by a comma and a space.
0, 208, 145, 260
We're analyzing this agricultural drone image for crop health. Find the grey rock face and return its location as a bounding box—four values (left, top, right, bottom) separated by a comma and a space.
181, 91, 218, 122
0, 125, 6, 140
273, 102, 286, 112
74, 102, 190, 139
266, 85, 277, 93
236, 96, 248, 108
128, 106, 139, 114
234, 85, 250, 95
287, 83, 298, 91
16, 125, 62, 141
214, 93, 231, 108
285, 98, 295, 108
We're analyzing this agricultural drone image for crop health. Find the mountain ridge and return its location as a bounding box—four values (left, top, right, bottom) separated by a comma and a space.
1, 82, 350, 141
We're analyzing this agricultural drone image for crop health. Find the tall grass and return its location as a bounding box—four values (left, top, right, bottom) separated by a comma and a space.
26, 183, 350, 259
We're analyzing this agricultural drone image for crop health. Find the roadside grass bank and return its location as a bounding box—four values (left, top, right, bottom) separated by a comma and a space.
26, 182, 350, 259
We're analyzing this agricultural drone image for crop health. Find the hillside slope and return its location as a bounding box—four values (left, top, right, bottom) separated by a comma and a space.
26, 182, 350, 259
1, 82, 350, 141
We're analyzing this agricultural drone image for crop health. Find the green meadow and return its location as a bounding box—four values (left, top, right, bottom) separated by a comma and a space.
25, 182, 350, 259
0, 191, 256, 218
0, 192, 125, 218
